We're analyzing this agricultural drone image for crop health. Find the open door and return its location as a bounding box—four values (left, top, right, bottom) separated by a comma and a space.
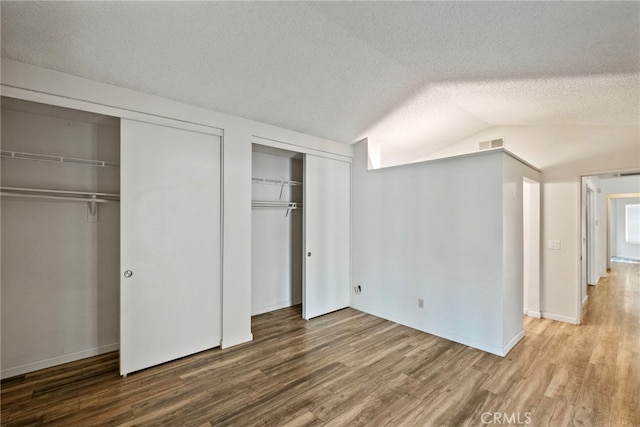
523, 178, 540, 317
120, 119, 221, 376
303, 155, 350, 320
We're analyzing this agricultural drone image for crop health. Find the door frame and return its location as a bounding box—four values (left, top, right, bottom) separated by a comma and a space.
586, 187, 596, 286
577, 170, 640, 324
523, 177, 541, 318
579, 178, 597, 318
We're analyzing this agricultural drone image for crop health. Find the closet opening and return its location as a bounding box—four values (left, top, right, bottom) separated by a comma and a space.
251, 144, 303, 316
1, 97, 121, 379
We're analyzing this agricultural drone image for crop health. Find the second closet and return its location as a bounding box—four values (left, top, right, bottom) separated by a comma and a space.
251, 144, 303, 315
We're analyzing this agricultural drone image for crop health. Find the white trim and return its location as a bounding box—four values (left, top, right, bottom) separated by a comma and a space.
541, 311, 579, 324
1, 343, 119, 380
1, 85, 224, 137
252, 136, 352, 162
220, 333, 254, 350
582, 294, 589, 307
369, 147, 539, 172
503, 150, 541, 173
522, 177, 541, 319
576, 175, 584, 325
502, 330, 525, 356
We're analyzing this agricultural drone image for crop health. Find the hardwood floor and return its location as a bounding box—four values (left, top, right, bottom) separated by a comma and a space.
2, 262, 639, 426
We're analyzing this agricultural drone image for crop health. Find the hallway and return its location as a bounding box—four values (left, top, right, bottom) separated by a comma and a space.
575, 261, 640, 425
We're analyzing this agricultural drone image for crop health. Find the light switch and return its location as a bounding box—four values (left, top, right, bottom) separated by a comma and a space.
548, 240, 561, 250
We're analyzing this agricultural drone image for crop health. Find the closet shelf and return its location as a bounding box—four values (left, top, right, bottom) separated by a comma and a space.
1, 150, 120, 168
252, 177, 302, 186
1, 186, 120, 203
252, 177, 302, 200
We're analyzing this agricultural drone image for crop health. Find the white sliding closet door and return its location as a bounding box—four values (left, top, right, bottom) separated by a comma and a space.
303, 155, 350, 320
120, 119, 221, 376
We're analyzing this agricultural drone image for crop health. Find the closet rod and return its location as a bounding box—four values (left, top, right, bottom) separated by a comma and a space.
1, 193, 118, 203
252, 201, 302, 217
251, 205, 303, 209
251, 177, 303, 186
1, 150, 120, 168
0, 186, 120, 202
251, 201, 302, 207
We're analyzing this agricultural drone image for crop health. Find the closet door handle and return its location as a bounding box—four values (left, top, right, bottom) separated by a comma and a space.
124, 270, 133, 278
307, 252, 312, 257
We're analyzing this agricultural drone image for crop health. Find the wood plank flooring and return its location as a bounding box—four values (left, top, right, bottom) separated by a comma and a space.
2, 262, 639, 426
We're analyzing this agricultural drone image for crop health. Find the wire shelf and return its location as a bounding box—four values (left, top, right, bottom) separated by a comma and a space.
1, 150, 120, 168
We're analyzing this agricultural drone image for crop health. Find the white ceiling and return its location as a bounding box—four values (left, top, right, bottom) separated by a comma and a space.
2, 1, 638, 157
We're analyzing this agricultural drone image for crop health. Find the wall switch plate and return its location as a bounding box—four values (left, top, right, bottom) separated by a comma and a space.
548, 240, 561, 250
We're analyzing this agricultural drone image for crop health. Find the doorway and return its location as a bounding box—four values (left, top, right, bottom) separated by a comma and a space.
250, 142, 351, 320
580, 178, 598, 313
250, 144, 304, 316
523, 178, 541, 318
579, 172, 640, 323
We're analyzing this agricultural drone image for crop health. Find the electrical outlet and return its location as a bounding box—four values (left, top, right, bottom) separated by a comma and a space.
548, 240, 561, 250
354, 285, 362, 295
418, 298, 424, 309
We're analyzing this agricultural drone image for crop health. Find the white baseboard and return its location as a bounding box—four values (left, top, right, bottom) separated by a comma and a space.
526, 310, 542, 318
541, 311, 579, 324
582, 294, 588, 306
502, 330, 525, 356
221, 333, 253, 350
1, 343, 119, 380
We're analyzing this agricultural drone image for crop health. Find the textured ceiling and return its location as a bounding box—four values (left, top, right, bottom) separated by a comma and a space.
2, 1, 639, 157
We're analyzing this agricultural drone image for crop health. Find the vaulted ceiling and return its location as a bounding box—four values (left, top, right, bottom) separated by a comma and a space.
2, 1, 639, 159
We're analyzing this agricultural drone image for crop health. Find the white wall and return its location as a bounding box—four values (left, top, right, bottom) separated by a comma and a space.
251, 151, 303, 314
352, 140, 535, 355
502, 155, 541, 346
405, 125, 639, 324
1, 59, 353, 352
596, 176, 640, 267
1, 102, 120, 377
612, 197, 640, 260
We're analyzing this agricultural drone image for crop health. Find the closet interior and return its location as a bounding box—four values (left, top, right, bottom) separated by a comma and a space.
1, 97, 121, 379
251, 144, 303, 315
